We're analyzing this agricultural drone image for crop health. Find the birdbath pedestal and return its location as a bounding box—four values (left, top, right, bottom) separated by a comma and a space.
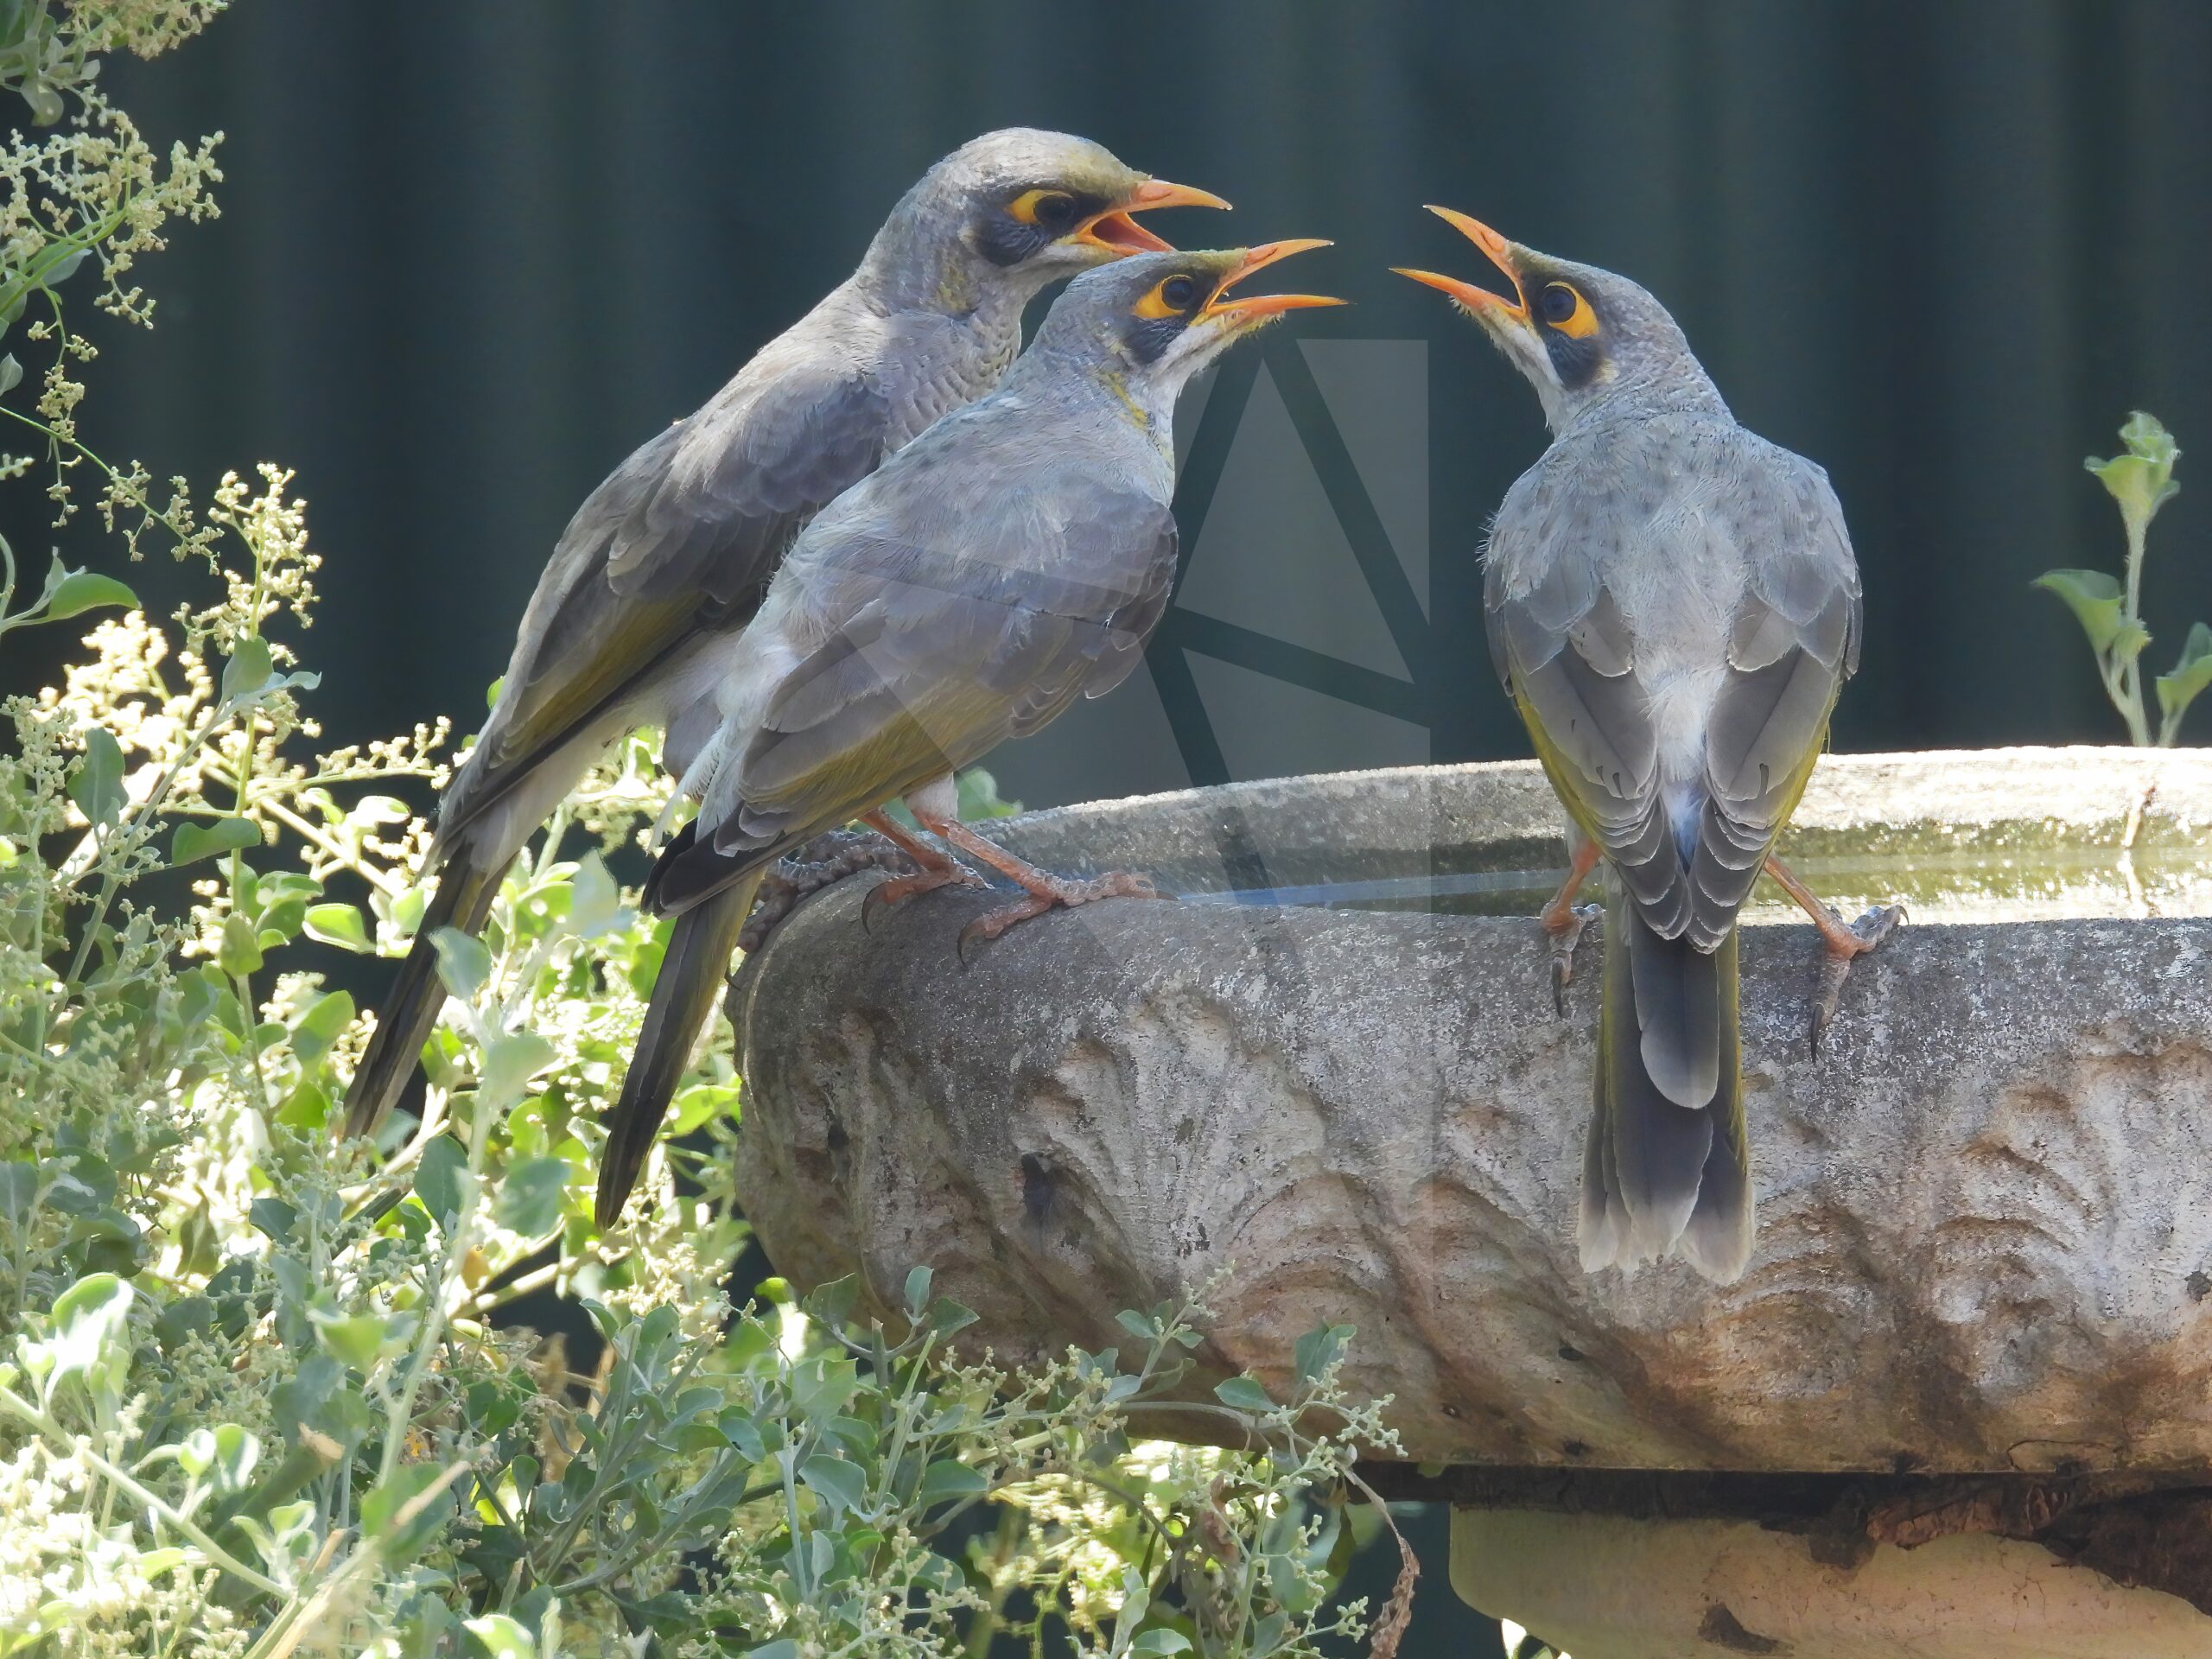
727, 748, 2212, 1657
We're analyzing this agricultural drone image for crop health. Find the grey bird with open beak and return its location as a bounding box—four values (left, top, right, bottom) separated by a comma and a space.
595, 241, 1341, 1224
1399, 211, 1898, 1282
341, 129, 1226, 1139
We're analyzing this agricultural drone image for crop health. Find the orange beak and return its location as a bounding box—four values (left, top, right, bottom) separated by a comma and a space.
1200, 238, 1346, 324
1077, 177, 1233, 256
1393, 206, 1528, 319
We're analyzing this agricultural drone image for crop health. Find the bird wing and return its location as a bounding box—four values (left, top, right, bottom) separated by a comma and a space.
440, 351, 890, 837
1686, 449, 1860, 948
1485, 430, 1859, 947
651, 448, 1177, 912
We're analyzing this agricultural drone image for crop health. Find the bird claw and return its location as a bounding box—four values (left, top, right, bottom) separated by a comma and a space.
1807, 901, 1907, 1059
954, 869, 1164, 964
859, 861, 987, 933
740, 828, 918, 951
1546, 902, 1602, 1016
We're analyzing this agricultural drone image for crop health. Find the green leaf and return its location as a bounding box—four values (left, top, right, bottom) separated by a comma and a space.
217, 912, 264, 977
2087, 410, 2180, 525
798, 1451, 868, 1516
362, 1464, 454, 1566
429, 927, 489, 1000
41, 1273, 134, 1406
1116, 1309, 1158, 1343
416, 1135, 471, 1228
177, 1424, 258, 1491
219, 635, 275, 702
2033, 569, 2131, 654
0, 353, 19, 394
903, 1264, 933, 1318
463, 1615, 536, 1659
310, 1307, 404, 1372
480, 1031, 556, 1105
2157, 621, 2212, 731
493, 1157, 569, 1237
290, 990, 354, 1065
915, 1458, 987, 1506
746, 1643, 801, 1659
43, 569, 140, 621
171, 817, 261, 868
68, 726, 127, 829
1293, 1323, 1356, 1386
303, 901, 371, 951
1213, 1375, 1275, 1412
568, 851, 619, 937
1131, 1631, 1192, 1656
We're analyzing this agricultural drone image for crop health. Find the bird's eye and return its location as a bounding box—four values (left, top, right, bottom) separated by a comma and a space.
1136, 272, 1205, 319
1540, 283, 1599, 338
1011, 188, 1081, 231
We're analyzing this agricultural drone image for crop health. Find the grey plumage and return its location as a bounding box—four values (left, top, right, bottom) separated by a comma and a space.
1403, 219, 1859, 1281
598, 243, 1338, 1223
343, 129, 1217, 1139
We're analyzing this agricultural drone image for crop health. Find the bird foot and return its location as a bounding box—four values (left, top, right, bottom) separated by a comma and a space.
1544, 902, 1602, 1016
956, 869, 1163, 963
1808, 901, 1907, 1058
739, 828, 918, 952
860, 859, 988, 932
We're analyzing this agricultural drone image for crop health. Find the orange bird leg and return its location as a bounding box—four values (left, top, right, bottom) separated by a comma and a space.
909, 807, 1164, 960
856, 808, 985, 931
1764, 854, 1906, 1058
1540, 837, 1604, 1015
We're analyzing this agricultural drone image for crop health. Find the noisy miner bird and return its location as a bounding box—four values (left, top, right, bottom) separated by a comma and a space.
595, 242, 1341, 1224
1398, 211, 1899, 1282
341, 129, 1227, 1138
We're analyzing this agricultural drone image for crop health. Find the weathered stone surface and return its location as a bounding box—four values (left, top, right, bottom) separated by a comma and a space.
1450, 1507, 2212, 1657
728, 748, 2212, 1475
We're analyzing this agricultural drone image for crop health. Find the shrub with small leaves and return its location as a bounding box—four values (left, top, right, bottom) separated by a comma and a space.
2037, 411, 2208, 746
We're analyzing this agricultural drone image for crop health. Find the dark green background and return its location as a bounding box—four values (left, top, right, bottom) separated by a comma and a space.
21, 4, 2212, 1649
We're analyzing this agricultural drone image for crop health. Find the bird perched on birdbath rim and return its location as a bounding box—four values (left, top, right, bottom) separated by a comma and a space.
597, 241, 1342, 1225
341, 128, 1227, 1138
1400, 212, 1900, 1282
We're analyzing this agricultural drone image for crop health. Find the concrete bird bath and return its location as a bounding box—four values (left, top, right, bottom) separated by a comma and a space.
725, 746, 2212, 1656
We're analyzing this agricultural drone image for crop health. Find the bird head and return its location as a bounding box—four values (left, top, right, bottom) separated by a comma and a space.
883, 128, 1230, 302
1395, 209, 1709, 429
1031, 243, 1343, 403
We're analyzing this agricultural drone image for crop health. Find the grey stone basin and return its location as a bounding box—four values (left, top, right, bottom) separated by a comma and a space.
728, 747, 2212, 1479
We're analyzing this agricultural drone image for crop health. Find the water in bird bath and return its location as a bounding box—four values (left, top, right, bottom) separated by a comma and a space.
1173, 835, 2212, 926
987, 750, 2212, 927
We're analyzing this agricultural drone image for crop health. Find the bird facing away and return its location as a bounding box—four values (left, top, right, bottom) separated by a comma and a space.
340, 129, 1228, 1139
594, 242, 1342, 1225
1399, 211, 1897, 1283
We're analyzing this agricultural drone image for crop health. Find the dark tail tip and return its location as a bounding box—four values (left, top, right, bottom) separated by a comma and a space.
594, 874, 756, 1229
1582, 883, 1751, 1283
340, 855, 503, 1139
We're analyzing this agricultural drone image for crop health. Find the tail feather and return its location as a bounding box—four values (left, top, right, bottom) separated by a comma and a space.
340, 851, 505, 1139
1580, 878, 1751, 1282
594, 868, 761, 1229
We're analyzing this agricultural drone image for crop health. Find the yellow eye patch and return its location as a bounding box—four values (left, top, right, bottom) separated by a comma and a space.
1135, 273, 1204, 320
1009, 188, 1076, 227
1541, 282, 1599, 339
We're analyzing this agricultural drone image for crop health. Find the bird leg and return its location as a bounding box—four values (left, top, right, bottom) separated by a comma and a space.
856, 809, 987, 931
741, 822, 923, 951
1764, 854, 1906, 1058
1540, 837, 1604, 1015
910, 807, 1165, 959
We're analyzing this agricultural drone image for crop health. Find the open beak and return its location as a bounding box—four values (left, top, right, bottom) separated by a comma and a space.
1077, 177, 1233, 256
1200, 238, 1346, 327
1393, 206, 1529, 322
